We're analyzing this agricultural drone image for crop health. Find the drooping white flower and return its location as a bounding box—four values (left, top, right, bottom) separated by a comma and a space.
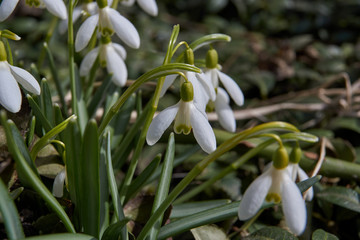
121, 0, 158, 16
214, 87, 236, 132
147, 81, 216, 154
287, 163, 314, 201
0, 41, 41, 113
80, 37, 127, 86
75, 5, 140, 52
52, 168, 66, 198
238, 147, 307, 235
0, 0, 67, 22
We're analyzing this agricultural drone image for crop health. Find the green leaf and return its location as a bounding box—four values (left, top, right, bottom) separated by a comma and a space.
40, 79, 55, 127
190, 33, 231, 51
312, 229, 339, 240
191, 224, 228, 240
297, 175, 321, 193
87, 76, 112, 119
0, 111, 75, 233
27, 94, 53, 132
171, 200, 231, 219
81, 120, 101, 237
243, 227, 298, 240
101, 219, 130, 240
316, 186, 360, 213
0, 178, 24, 239
158, 201, 240, 240
30, 115, 76, 161
149, 133, 175, 239
24, 233, 97, 240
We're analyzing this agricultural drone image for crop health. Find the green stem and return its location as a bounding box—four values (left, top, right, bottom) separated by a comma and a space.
136, 122, 299, 240
68, 0, 78, 117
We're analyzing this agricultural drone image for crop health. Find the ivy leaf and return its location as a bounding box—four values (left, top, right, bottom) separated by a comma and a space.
316, 186, 360, 213
312, 229, 339, 240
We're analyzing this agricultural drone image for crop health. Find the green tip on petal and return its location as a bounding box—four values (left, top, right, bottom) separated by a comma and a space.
272, 146, 289, 169
206, 48, 218, 69
180, 81, 194, 102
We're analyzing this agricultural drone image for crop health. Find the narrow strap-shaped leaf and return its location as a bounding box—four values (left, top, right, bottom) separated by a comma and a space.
40, 79, 55, 127
0, 178, 24, 239
81, 119, 101, 237
87, 75, 112, 119
30, 115, 76, 160
158, 201, 240, 240
27, 94, 53, 132
149, 133, 175, 239
26, 116, 36, 147
101, 219, 130, 240
24, 233, 97, 240
0, 111, 75, 233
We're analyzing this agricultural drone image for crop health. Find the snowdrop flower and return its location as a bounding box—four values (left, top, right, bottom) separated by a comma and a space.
75, 0, 140, 52
238, 146, 307, 235
147, 81, 216, 154
288, 146, 314, 201
121, 0, 158, 16
52, 168, 66, 198
0, 0, 67, 22
204, 48, 244, 107
0, 41, 40, 113
160, 48, 216, 111
80, 36, 127, 86
213, 87, 236, 132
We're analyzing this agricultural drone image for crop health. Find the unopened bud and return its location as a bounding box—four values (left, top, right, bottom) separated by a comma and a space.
272, 146, 289, 169
184, 48, 194, 65
290, 145, 302, 164
180, 81, 194, 102
206, 48, 218, 69
96, 0, 107, 8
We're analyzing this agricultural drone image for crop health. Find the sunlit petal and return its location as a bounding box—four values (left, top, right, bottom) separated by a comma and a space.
146, 103, 180, 145
215, 87, 235, 132
187, 71, 208, 111
281, 174, 307, 235
196, 72, 216, 101
107, 8, 140, 49
0, 0, 19, 22
238, 169, 272, 220
75, 14, 99, 52
9, 65, 40, 95
0, 69, 21, 113
217, 70, 244, 106
80, 47, 99, 76
190, 104, 216, 153
137, 0, 158, 16
112, 43, 127, 59
43, 0, 68, 20
105, 45, 127, 86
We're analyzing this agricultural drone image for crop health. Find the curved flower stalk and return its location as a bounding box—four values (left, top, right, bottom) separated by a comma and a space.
80, 36, 127, 86
0, 0, 67, 22
147, 81, 216, 154
238, 146, 307, 235
75, 0, 140, 52
120, 0, 158, 16
0, 42, 40, 113
203, 48, 244, 132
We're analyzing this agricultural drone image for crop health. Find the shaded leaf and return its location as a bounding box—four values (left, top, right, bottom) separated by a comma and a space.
312, 229, 339, 240
191, 224, 228, 240
243, 227, 298, 240
316, 186, 360, 213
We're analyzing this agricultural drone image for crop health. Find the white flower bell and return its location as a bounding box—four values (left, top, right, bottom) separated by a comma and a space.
0, 41, 40, 113
80, 36, 127, 86
238, 146, 307, 235
75, 0, 140, 52
0, 0, 67, 21
147, 81, 216, 154
121, 0, 158, 16
52, 168, 66, 198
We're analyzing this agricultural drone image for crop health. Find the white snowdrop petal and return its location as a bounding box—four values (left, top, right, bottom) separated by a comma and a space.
215, 88, 235, 132
106, 46, 128, 86
52, 169, 66, 198
120, 0, 136, 7
297, 167, 314, 201
187, 72, 208, 111
107, 8, 140, 49
160, 74, 177, 98
0, 0, 19, 21
9, 65, 40, 95
79, 47, 99, 77
205, 68, 218, 88
112, 43, 127, 59
0, 69, 22, 113
196, 72, 216, 101
43, 0, 68, 20
190, 104, 216, 154
238, 169, 272, 220
75, 14, 99, 52
137, 0, 158, 16
281, 175, 307, 235
108, 0, 114, 6
146, 103, 179, 145
217, 70, 244, 106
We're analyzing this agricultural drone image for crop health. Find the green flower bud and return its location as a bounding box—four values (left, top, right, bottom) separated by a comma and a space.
184, 48, 194, 65
206, 48, 218, 69
0, 30, 21, 41
96, 0, 108, 8
272, 146, 289, 169
290, 145, 302, 164
0, 41, 8, 62
180, 81, 194, 102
